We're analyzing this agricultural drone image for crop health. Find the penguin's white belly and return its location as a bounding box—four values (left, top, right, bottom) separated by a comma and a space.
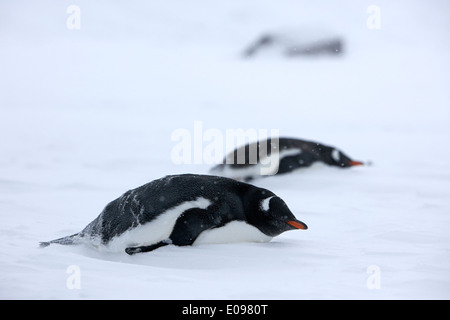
216, 164, 262, 181
216, 148, 302, 179
99, 197, 212, 252
193, 221, 272, 245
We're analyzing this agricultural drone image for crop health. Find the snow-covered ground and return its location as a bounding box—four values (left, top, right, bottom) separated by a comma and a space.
1, 0, 449, 299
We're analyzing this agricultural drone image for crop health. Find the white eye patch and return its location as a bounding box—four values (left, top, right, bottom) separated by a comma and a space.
331, 149, 341, 162
260, 196, 274, 211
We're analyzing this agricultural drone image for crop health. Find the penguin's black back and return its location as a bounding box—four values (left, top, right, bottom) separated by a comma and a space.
79, 174, 269, 243
223, 137, 333, 168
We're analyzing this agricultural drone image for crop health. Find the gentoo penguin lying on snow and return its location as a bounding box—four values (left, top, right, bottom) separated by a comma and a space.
243, 27, 344, 58
41, 174, 307, 254
210, 137, 364, 181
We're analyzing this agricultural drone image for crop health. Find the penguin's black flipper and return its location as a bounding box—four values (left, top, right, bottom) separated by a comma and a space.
169, 207, 218, 247
125, 241, 169, 255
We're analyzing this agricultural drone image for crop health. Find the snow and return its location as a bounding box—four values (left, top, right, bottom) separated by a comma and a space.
1, 0, 450, 299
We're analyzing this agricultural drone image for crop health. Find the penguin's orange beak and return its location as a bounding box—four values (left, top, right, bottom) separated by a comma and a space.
287, 220, 308, 230
349, 160, 364, 166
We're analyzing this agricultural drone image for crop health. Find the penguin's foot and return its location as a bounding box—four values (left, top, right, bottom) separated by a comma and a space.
125, 241, 169, 255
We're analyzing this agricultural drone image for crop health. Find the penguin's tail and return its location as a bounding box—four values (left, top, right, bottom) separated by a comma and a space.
40, 233, 81, 247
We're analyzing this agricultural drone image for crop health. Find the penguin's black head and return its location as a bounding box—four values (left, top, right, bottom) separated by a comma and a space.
327, 148, 364, 168
250, 195, 308, 237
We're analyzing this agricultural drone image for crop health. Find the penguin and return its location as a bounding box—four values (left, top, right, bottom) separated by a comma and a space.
40, 174, 307, 254
210, 137, 364, 181
243, 27, 343, 58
